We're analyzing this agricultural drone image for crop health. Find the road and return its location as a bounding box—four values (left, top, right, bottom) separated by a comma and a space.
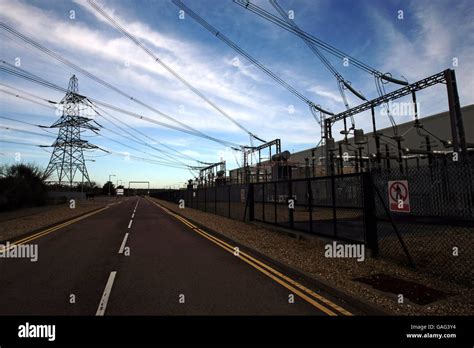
0, 197, 354, 315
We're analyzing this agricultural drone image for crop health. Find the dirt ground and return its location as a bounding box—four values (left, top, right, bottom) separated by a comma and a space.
0, 196, 129, 242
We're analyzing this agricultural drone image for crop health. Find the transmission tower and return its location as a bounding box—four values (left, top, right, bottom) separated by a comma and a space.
44, 75, 100, 188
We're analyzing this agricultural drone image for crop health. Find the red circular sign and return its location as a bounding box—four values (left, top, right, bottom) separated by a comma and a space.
389, 181, 408, 202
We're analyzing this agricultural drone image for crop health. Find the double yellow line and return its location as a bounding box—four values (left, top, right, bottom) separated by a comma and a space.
147, 198, 352, 316
0, 206, 109, 253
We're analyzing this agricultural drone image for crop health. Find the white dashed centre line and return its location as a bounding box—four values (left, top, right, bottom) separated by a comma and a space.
128, 198, 139, 228
96, 271, 117, 316
118, 233, 129, 254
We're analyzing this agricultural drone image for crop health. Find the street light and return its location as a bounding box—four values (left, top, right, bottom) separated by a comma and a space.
108, 174, 116, 196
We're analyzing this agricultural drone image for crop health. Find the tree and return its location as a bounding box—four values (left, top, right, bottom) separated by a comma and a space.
102, 181, 116, 196
75, 181, 99, 193
0, 163, 49, 211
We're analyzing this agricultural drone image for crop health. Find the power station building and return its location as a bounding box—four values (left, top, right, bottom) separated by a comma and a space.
228, 104, 474, 183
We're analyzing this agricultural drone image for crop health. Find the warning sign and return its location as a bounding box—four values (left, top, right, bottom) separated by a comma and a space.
388, 180, 410, 213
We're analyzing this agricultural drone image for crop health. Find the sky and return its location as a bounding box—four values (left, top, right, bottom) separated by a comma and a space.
0, 0, 473, 188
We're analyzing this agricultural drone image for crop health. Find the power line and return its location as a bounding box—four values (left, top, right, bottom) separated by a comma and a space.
94, 129, 195, 168
0, 99, 198, 170
0, 60, 242, 148
0, 99, 200, 180
172, 0, 333, 124
0, 84, 57, 110
0, 22, 245, 149
0, 129, 193, 168
86, 101, 199, 166
87, 0, 266, 144
0, 139, 45, 147
0, 90, 205, 172
94, 132, 195, 168
91, 109, 192, 166
232, 0, 408, 85
0, 138, 195, 170
269, 0, 366, 109
0, 101, 195, 168
0, 115, 47, 128
0, 124, 56, 138
111, 152, 194, 169
0, 83, 214, 165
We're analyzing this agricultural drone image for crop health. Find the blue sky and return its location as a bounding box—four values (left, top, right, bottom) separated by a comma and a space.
0, 0, 473, 188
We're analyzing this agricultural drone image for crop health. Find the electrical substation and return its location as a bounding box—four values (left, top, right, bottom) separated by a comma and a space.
0, 0, 474, 308
156, 0, 474, 285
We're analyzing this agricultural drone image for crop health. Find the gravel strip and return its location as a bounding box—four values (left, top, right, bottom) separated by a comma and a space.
0, 197, 126, 242
152, 197, 473, 316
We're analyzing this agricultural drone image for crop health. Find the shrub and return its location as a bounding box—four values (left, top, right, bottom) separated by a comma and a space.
0, 163, 49, 211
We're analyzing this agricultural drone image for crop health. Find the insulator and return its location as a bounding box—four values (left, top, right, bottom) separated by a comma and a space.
354, 129, 367, 145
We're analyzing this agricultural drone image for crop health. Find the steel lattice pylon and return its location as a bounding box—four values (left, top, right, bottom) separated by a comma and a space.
44, 75, 100, 187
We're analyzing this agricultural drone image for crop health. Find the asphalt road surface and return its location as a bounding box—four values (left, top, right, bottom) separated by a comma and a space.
0, 197, 355, 316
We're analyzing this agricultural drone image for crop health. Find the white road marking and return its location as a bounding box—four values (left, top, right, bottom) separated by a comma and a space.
118, 233, 129, 254
131, 198, 139, 217
128, 219, 133, 229
96, 271, 117, 316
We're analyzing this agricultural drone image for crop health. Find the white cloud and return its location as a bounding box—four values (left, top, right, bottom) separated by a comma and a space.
226, 56, 263, 83
362, 1, 474, 121
2, 0, 472, 181
0, 0, 327, 156
0, 0, 280, 138
307, 85, 343, 104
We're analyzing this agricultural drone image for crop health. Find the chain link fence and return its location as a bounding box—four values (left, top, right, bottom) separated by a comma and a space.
372, 158, 474, 285
154, 174, 368, 245
152, 157, 473, 285
251, 174, 366, 243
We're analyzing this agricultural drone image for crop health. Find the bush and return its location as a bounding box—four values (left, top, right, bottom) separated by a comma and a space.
0, 163, 49, 211
102, 181, 116, 196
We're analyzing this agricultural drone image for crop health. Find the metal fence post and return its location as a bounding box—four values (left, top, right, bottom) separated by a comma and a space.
249, 183, 254, 221
274, 181, 277, 224
228, 185, 231, 218
288, 179, 294, 229
330, 163, 337, 238
243, 183, 255, 222
308, 178, 313, 234
362, 172, 378, 256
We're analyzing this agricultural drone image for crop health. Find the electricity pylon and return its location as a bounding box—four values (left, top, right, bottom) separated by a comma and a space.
44, 75, 100, 188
